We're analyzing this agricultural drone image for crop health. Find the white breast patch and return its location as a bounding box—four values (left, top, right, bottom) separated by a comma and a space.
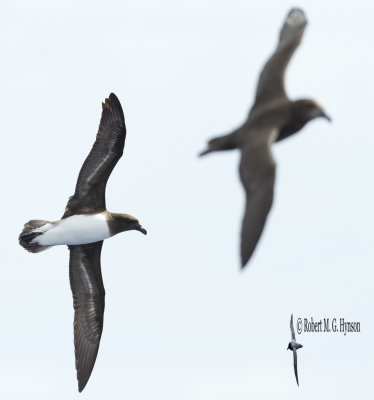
36, 213, 111, 246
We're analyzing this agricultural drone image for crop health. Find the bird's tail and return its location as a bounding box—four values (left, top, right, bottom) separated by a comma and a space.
199, 128, 241, 156
19, 220, 53, 253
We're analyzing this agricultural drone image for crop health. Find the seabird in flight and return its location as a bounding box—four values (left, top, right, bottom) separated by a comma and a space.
19, 93, 147, 392
200, 8, 330, 268
287, 313, 303, 386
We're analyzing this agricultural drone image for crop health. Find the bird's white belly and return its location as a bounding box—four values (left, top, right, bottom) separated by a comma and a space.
37, 213, 111, 246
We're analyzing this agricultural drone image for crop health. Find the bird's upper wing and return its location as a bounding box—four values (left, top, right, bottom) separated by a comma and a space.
63, 93, 126, 218
239, 127, 278, 267
290, 314, 296, 340
253, 8, 307, 108
293, 349, 299, 386
69, 241, 105, 392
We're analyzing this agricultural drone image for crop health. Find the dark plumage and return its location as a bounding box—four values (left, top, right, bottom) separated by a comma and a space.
200, 8, 330, 268
69, 242, 105, 392
63, 93, 126, 219
19, 93, 146, 392
287, 314, 303, 386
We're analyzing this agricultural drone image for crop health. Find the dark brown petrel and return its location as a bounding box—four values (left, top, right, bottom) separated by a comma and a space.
287, 313, 303, 386
200, 8, 330, 268
19, 93, 147, 392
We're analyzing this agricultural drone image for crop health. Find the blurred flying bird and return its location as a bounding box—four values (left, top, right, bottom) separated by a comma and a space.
200, 8, 330, 268
287, 314, 303, 386
19, 93, 147, 392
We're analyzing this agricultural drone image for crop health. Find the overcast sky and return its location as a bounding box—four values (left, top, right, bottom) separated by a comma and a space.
1, 0, 373, 399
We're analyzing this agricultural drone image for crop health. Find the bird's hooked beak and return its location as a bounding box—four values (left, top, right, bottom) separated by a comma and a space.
311, 100, 331, 122
321, 110, 332, 122
135, 223, 147, 235
315, 104, 331, 122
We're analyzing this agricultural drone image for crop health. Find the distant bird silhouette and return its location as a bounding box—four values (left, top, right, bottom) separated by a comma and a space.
200, 8, 330, 268
19, 93, 147, 392
287, 313, 303, 386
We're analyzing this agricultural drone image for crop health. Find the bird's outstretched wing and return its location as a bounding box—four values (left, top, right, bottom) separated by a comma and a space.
69, 241, 105, 392
239, 128, 278, 267
253, 8, 307, 108
290, 313, 296, 340
293, 349, 299, 386
63, 93, 126, 218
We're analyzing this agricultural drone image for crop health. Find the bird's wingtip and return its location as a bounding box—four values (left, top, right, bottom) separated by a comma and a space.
287, 8, 307, 22
77, 372, 90, 393
240, 261, 248, 270
101, 92, 125, 121
108, 93, 122, 108
78, 382, 85, 393
78, 376, 90, 393
240, 253, 250, 269
199, 148, 210, 157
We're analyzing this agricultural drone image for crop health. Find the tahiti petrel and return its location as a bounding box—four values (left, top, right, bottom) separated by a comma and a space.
19, 93, 147, 391
200, 8, 330, 268
287, 313, 303, 386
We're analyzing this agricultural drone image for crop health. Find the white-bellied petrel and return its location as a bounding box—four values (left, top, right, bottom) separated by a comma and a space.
19, 93, 147, 392
200, 8, 330, 268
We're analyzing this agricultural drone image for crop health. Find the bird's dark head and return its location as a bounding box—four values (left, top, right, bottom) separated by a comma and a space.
294, 99, 331, 124
287, 342, 292, 350
109, 213, 147, 236
278, 99, 331, 142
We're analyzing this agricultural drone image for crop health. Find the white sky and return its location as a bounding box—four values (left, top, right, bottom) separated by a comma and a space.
1, 0, 373, 398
